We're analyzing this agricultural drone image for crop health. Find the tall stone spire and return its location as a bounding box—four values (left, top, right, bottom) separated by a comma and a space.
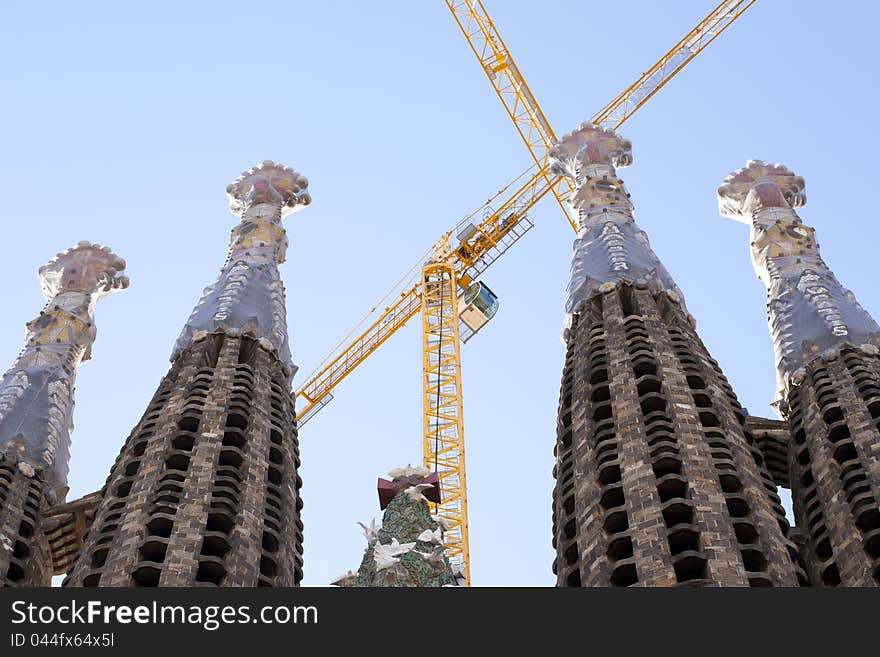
549, 125, 804, 587
0, 242, 127, 586
719, 160, 880, 586
65, 161, 309, 587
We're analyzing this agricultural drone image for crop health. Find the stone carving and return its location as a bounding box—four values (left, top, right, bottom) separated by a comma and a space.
172, 161, 311, 374
718, 160, 880, 410
550, 124, 688, 339
0, 242, 128, 500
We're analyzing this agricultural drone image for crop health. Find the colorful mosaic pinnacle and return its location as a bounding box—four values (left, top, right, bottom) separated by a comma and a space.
0, 241, 128, 496
549, 124, 689, 341
0, 242, 126, 586
226, 160, 312, 222
173, 161, 311, 372
718, 160, 880, 409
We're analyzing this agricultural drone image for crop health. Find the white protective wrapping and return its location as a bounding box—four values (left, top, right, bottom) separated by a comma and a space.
172, 161, 310, 376
719, 160, 880, 410
550, 124, 688, 340
0, 243, 128, 500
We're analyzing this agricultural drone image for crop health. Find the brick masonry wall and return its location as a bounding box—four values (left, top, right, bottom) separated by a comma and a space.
552, 284, 806, 586
0, 460, 51, 586
786, 348, 880, 586
63, 333, 303, 587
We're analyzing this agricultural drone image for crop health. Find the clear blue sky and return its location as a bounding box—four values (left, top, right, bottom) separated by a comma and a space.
1, 1, 877, 586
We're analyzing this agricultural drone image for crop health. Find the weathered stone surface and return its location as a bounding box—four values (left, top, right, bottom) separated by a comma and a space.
63, 334, 303, 587
785, 349, 880, 586
40, 490, 101, 576
746, 416, 791, 488
553, 288, 805, 587
0, 461, 51, 586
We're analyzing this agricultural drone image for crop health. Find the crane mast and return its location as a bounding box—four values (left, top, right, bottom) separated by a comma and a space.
294, 0, 757, 586
421, 243, 470, 580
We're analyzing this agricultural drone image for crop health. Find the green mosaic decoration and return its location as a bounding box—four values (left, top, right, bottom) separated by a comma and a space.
334, 479, 461, 587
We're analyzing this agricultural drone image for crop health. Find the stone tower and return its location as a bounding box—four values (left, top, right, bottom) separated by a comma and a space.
0, 243, 128, 586
549, 126, 805, 587
64, 161, 309, 587
719, 160, 880, 586
333, 465, 462, 588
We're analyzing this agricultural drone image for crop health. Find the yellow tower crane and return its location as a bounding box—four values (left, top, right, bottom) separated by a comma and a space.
295, 0, 756, 585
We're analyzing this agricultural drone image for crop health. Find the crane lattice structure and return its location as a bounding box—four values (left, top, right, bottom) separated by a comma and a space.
295, 0, 756, 585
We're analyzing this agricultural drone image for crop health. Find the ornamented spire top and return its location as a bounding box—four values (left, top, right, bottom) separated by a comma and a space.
172, 161, 310, 372
549, 124, 687, 340
0, 242, 128, 499
718, 161, 880, 412
718, 159, 806, 222
550, 123, 633, 178
226, 160, 311, 221
35, 241, 129, 361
